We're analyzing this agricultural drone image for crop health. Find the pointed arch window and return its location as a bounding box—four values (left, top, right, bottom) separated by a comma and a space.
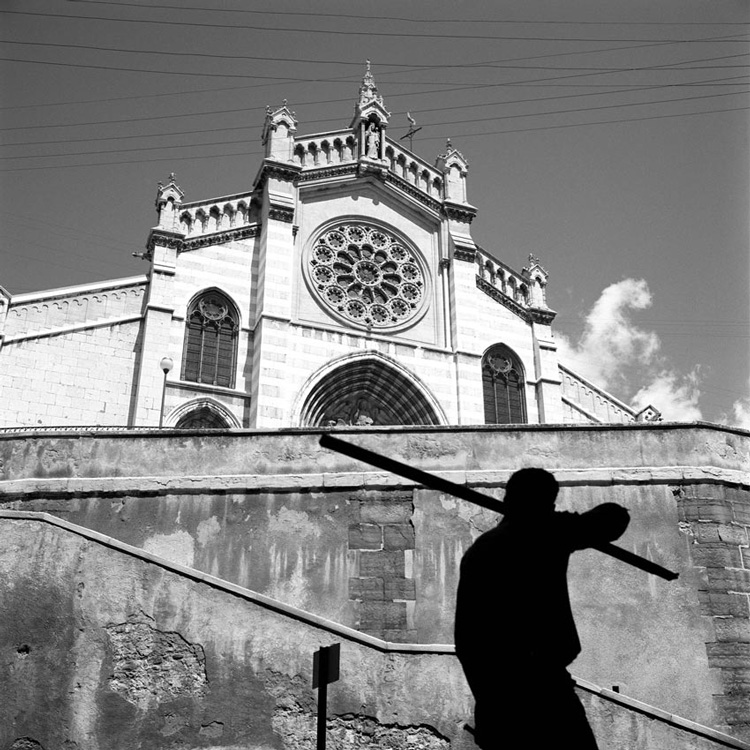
182, 290, 238, 388
482, 345, 527, 424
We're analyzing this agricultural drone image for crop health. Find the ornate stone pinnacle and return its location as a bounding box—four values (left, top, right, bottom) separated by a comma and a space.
358, 60, 382, 107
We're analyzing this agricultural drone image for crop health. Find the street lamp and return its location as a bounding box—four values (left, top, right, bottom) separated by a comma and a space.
159, 357, 173, 428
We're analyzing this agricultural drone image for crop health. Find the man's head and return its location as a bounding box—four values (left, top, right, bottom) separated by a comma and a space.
504, 467, 559, 516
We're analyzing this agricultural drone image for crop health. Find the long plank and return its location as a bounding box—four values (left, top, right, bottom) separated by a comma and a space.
319, 433, 678, 581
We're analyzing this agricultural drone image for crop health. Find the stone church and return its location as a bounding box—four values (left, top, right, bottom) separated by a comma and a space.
0, 67, 748, 750
0, 64, 659, 431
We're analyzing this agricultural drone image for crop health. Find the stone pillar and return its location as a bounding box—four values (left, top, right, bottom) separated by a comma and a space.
531, 318, 563, 423
0, 286, 9, 356
249, 161, 300, 428
131, 231, 180, 426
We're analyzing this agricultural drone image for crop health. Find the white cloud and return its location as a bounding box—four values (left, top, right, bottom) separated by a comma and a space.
557, 278, 703, 422
724, 377, 750, 429
556, 278, 660, 390
631, 370, 702, 422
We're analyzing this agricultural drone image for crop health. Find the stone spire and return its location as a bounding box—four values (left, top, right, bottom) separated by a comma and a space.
358, 61, 382, 109
436, 139, 470, 204
262, 100, 298, 161
351, 60, 390, 129
154, 172, 184, 230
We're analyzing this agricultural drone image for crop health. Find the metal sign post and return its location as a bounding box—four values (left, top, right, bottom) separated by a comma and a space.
313, 643, 340, 750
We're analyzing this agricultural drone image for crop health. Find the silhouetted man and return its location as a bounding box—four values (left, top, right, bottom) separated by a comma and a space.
454, 468, 630, 750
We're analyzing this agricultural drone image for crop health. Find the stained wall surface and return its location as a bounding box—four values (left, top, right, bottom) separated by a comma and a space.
0, 423, 748, 742
0, 515, 745, 750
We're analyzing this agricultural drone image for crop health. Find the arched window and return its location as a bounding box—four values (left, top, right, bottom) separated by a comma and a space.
482, 345, 526, 424
182, 290, 238, 388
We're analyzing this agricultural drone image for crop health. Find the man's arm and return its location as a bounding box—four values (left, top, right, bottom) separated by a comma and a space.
565, 503, 630, 550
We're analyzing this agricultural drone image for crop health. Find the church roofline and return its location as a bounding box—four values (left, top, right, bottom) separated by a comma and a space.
180, 189, 257, 211
8, 275, 148, 305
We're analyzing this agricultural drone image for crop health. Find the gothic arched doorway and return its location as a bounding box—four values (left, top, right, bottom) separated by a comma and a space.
299, 355, 442, 427
175, 406, 230, 429
167, 398, 240, 429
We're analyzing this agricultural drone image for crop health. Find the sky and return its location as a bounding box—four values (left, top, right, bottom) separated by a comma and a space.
1, 0, 748, 426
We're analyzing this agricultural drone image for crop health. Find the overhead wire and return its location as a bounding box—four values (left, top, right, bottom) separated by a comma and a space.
2, 38, 749, 72
2, 49, 747, 132
3, 32, 747, 112
3, 87, 748, 161
1, 102, 747, 172
64, 1, 750, 26
4, 73, 747, 150
2, 48, 747, 87
3, 9, 750, 43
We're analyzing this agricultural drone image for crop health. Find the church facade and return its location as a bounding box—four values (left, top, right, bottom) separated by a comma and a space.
2, 68, 750, 750
0, 65, 658, 430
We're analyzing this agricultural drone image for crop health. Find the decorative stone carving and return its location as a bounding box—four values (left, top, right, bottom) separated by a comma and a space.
352, 60, 390, 128
147, 225, 261, 254
268, 206, 295, 223
324, 396, 384, 426
307, 222, 429, 331
366, 122, 380, 159
155, 174, 184, 231
453, 246, 476, 263
442, 203, 477, 224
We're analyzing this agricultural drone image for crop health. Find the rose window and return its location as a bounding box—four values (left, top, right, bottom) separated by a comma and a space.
308, 223, 428, 329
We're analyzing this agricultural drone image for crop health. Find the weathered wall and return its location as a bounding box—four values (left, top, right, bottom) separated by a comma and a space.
0, 423, 748, 741
0, 515, 745, 750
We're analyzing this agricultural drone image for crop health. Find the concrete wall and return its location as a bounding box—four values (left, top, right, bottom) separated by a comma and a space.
0, 423, 748, 742
0, 514, 746, 750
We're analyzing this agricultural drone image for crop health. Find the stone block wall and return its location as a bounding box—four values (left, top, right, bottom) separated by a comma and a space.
0, 321, 142, 427
676, 483, 750, 740
2, 281, 145, 339
448, 256, 540, 424
348, 491, 417, 641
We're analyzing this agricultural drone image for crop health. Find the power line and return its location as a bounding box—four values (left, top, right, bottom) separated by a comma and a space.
0, 55, 331, 81
3, 9, 750, 43
4, 34, 745, 112
0, 209, 136, 253
3, 87, 748, 161
3, 38, 749, 72
4, 75, 745, 149
65, 1, 750, 26
2, 50, 746, 133
1, 102, 746, 173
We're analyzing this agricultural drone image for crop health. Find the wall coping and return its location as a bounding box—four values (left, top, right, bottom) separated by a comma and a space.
8, 275, 148, 305
0, 420, 748, 439
2, 510, 748, 750
1, 466, 747, 499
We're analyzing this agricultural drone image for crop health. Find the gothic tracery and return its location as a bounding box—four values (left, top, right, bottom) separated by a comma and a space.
308, 222, 428, 330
